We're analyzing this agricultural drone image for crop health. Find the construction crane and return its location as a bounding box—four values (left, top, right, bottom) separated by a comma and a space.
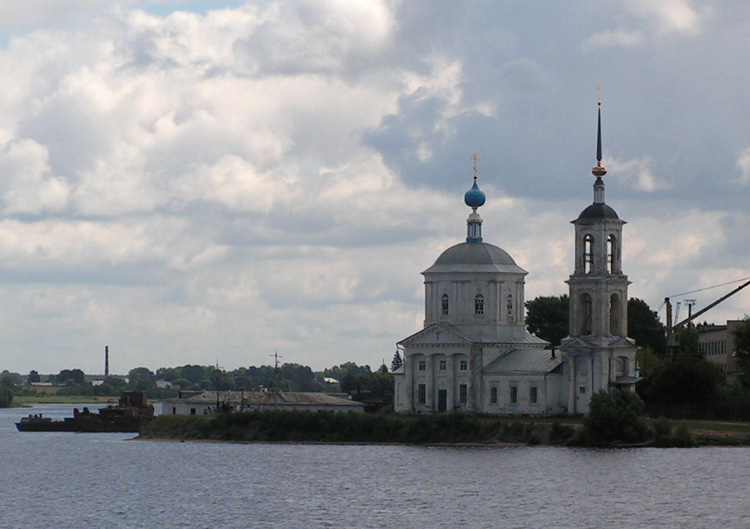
664, 277, 750, 355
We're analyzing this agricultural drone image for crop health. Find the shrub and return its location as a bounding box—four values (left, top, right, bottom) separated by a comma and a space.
584, 389, 650, 446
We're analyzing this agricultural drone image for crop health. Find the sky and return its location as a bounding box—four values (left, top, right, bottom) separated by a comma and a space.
1, 0, 750, 375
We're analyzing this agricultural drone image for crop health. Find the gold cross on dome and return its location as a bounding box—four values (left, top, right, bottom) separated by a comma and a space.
473, 153, 478, 181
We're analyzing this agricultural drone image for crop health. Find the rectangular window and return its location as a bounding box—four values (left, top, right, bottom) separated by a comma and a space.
172, 407, 176, 415
190, 408, 196, 415
439, 359, 447, 371
529, 386, 538, 405
510, 385, 518, 405
579, 386, 586, 395
417, 384, 426, 404
418, 360, 426, 371
490, 386, 498, 404
459, 359, 468, 371
459, 384, 467, 404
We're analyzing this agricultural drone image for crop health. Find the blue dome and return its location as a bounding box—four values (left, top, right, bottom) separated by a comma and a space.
464, 181, 486, 208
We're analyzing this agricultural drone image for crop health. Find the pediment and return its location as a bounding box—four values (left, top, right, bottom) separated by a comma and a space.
399, 323, 472, 347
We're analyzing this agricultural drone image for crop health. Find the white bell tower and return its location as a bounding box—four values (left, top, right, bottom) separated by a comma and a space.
562, 102, 638, 414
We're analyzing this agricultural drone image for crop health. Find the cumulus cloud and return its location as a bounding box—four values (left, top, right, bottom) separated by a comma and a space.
0, 139, 71, 214
735, 147, 750, 185
626, 0, 705, 35
606, 155, 670, 193
0, 1, 748, 374
582, 0, 706, 51
581, 30, 644, 51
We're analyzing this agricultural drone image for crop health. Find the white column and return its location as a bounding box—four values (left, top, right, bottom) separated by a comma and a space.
404, 353, 413, 411
425, 354, 434, 411
446, 352, 455, 410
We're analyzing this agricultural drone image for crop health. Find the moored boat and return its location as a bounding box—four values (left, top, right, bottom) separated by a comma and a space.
15, 391, 155, 433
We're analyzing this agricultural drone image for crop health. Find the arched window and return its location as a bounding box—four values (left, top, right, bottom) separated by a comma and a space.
441, 294, 449, 315
583, 234, 594, 273
474, 294, 484, 315
581, 293, 592, 335
609, 294, 621, 336
607, 234, 617, 274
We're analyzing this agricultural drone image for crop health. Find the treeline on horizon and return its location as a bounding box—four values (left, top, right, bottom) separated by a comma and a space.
0, 361, 394, 406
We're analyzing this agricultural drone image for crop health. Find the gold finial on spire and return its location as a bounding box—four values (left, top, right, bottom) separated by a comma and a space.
472, 153, 479, 182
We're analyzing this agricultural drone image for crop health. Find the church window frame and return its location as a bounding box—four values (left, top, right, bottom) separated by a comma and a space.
507, 293, 514, 320
441, 294, 449, 315
417, 384, 426, 404
609, 294, 621, 336
607, 234, 617, 274
459, 384, 468, 404
583, 234, 594, 273
509, 385, 518, 405
615, 356, 628, 377
439, 359, 447, 371
418, 360, 426, 371
490, 386, 498, 404
474, 294, 484, 315
459, 359, 468, 371
529, 386, 538, 405
580, 293, 593, 335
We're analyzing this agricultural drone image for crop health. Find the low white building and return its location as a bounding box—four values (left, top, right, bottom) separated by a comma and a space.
161, 390, 365, 415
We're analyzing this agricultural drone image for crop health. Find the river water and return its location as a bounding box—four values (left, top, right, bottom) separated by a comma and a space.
1, 404, 748, 529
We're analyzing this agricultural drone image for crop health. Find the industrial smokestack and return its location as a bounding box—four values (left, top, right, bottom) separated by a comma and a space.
105, 346, 109, 377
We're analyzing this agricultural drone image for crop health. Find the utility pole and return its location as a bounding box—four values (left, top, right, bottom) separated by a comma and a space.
684, 299, 696, 328
215, 359, 221, 413
270, 351, 282, 411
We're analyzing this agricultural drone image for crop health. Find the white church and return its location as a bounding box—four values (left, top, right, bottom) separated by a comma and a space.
393, 106, 639, 415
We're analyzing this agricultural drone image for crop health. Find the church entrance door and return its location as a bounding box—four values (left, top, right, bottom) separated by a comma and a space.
437, 389, 447, 412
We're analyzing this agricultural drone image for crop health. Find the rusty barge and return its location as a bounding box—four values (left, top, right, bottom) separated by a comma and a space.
16, 391, 155, 433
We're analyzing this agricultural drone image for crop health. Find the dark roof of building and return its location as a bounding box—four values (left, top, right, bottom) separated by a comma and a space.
165, 391, 364, 408
483, 348, 563, 374
423, 242, 527, 275
576, 203, 619, 220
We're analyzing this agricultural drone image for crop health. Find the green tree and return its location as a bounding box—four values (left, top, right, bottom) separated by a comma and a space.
525, 294, 569, 345
27, 370, 41, 384
0, 384, 12, 407
627, 298, 667, 355
324, 362, 371, 382
94, 376, 127, 396
128, 367, 156, 391
637, 328, 725, 405
391, 351, 403, 372
584, 389, 650, 445
56, 369, 85, 386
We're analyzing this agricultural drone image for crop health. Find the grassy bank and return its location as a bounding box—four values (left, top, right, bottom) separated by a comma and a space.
140, 411, 581, 445
13, 395, 118, 407
139, 411, 750, 447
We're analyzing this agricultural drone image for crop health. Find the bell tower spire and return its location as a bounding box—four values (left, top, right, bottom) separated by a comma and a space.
592, 100, 606, 204
561, 97, 637, 414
